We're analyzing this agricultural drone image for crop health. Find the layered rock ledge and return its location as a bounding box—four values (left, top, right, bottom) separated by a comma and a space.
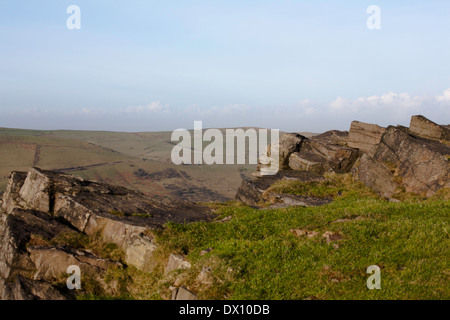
0, 168, 212, 299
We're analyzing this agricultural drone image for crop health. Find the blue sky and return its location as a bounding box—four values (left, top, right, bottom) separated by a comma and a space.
0, 0, 449, 132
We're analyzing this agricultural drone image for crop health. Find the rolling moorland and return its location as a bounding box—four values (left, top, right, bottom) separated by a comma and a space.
0, 127, 266, 202
0, 117, 448, 300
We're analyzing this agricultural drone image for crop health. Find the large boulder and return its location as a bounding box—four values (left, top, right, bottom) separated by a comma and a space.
409, 115, 450, 142
348, 121, 386, 156
358, 126, 450, 197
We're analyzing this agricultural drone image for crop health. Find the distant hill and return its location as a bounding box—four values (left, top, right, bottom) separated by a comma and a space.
0, 127, 261, 202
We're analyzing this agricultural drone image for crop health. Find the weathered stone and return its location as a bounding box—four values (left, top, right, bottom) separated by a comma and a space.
348, 121, 386, 156
374, 126, 450, 196
409, 115, 450, 142
311, 130, 349, 146
256, 133, 305, 175
357, 154, 398, 198
0, 275, 73, 300
236, 171, 325, 207
0, 207, 80, 300
355, 124, 450, 197
1, 171, 27, 214
288, 132, 359, 174
83, 213, 158, 272
0, 167, 214, 299
0, 208, 73, 282
308, 141, 359, 173
197, 267, 213, 286
27, 246, 121, 281
174, 286, 197, 300
179, 261, 192, 270
171, 287, 178, 300
165, 254, 186, 274
289, 151, 326, 174
2, 167, 212, 273
18, 168, 53, 213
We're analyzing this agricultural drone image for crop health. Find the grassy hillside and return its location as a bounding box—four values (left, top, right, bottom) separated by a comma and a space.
2, 127, 447, 300
75, 175, 449, 300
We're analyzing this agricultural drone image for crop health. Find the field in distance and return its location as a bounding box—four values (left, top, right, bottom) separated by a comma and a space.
0, 127, 285, 202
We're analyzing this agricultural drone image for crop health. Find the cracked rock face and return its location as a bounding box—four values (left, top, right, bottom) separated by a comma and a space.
370, 126, 450, 197
409, 115, 450, 142
0, 167, 212, 300
348, 121, 386, 157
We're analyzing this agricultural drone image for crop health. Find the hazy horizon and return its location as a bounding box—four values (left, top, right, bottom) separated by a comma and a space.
1, 1, 449, 132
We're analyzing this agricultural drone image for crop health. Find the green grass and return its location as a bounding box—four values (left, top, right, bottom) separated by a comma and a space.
270, 179, 345, 198
151, 185, 450, 300
74, 177, 449, 300
21, 168, 450, 300
51, 232, 125, 263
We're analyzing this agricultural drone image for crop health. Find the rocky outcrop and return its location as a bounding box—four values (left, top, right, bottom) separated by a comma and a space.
237, 115, 449, 204
347, 121, 386, 156
409, 115, 450, 142
0, 167, 212, 300
237, 130, 359, 206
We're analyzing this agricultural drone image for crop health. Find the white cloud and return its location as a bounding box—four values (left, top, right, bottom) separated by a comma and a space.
326, 88, 450, 128
125, 101, 169, 113
436, 88, 450, 102
329, 92, 425, 113
183, 103, 250, 117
